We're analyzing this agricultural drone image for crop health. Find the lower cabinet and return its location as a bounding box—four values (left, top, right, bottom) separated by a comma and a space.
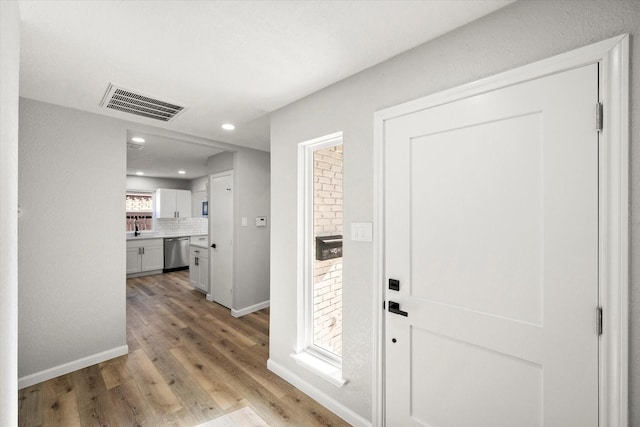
189, 245, 209, 293
127, 239, 164, 276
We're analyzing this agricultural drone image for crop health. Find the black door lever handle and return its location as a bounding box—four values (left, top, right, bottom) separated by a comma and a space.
211, 243, 216, 248
388, 301, 408, 317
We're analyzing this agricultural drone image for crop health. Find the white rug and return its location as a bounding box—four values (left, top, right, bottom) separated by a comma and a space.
196, 407, 269, 427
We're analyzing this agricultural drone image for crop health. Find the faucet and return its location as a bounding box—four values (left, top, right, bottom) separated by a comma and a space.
134, 216, 140, 237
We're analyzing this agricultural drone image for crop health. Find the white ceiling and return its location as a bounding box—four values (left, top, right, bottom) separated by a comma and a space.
126, 131, 224, 180
18, 0, 514, 177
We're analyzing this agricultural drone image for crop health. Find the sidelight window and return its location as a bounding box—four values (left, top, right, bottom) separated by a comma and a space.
295, 132, 345, 386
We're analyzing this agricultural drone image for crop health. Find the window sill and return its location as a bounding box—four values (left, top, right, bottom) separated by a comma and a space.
290, 350, 347, 388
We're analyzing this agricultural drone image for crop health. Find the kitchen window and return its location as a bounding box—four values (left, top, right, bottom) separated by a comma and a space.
126, 192, 153, 232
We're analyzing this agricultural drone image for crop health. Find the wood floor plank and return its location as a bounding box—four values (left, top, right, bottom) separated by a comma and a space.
107, 381, 157, 426
127, 348, 183, 416
205, 314, 261, 347
209, 312, 270, 349
283, 387, 352, 426
99, 356, 128, 390
156, 407, 198, 426
186, 316, 291, 400
129, 319, 225, 423
170, 344, 248, 412
43, 374, 74, 397
155, 303, 189, 329
70, 364, 119, 427
172, 327, 309, 426
106, 348, 161, 425
168, 295, 211, 319
18, 385, 43, 427
42, 386, 81, 427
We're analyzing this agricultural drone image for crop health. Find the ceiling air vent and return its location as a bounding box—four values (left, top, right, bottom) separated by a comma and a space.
100, 84, 185, 122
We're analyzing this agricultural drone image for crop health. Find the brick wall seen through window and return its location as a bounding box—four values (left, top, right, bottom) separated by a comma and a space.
312, 144, 343, 356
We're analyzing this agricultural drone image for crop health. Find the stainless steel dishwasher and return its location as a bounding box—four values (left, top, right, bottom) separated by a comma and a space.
163, 237, 190, 272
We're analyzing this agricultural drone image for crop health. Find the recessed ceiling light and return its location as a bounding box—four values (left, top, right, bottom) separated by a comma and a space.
221, 123, 235, 131
178, 170, 186, 175
131, 137, 145, 143
135, 171, 144, 176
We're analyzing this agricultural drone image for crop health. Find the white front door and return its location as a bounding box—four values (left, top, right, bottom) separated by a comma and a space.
209, 172, 234, 309
384, 64, 599, 426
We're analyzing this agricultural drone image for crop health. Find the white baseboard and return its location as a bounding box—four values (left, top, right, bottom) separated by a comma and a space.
267, 358, 372, 427
18, 345, 129, 389
231, 300, 270, 318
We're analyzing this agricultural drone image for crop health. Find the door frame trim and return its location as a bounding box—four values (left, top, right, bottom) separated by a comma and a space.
372, 34, 629, 427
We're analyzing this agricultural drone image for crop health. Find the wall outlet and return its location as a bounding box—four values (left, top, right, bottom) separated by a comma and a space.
256, 217, 267, 227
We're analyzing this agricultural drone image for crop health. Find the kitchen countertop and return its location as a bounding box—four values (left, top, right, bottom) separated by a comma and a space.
126, 232, 207, 241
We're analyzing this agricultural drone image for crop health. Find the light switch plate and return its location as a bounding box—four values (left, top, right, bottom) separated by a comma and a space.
351, 222, 373, 242
241, 217, 248, 227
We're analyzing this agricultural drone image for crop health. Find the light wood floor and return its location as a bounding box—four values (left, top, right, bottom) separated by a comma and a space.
18, 271, 350, 426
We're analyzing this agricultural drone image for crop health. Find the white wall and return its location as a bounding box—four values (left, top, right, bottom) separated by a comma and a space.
207, 151, 234, 173
18, 99, 128, 383
234, 149, 271, 311
191, 175, 208, 192
269, 0, 640, 423
0, 2, 20, 424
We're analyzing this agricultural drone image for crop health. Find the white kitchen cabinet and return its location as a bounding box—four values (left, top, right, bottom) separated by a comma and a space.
189, 245, 209, 293
140, 244, 163, 271
176, 190, 191, 217
155, 188, 192, 218
126, 245, 142, 274
127, 238, 164, 276
190, 235, 208, 245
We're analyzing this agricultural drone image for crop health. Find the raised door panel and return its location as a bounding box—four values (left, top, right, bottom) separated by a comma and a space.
126, 246, 141, 274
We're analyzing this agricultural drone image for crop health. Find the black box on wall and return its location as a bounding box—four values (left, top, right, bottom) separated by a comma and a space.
315, 235, 343, 261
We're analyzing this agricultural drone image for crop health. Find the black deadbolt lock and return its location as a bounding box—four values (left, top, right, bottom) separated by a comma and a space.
389, 279, 400, 291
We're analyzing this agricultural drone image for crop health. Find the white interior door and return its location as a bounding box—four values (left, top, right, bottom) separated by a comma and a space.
209, 172, 234, 309
384, 64, 599, 426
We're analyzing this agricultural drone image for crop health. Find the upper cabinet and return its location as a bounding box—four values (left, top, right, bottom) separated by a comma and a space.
155, 188, 192, 218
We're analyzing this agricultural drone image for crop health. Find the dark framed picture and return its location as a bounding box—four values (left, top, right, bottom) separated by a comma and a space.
202, 201, 208, 217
